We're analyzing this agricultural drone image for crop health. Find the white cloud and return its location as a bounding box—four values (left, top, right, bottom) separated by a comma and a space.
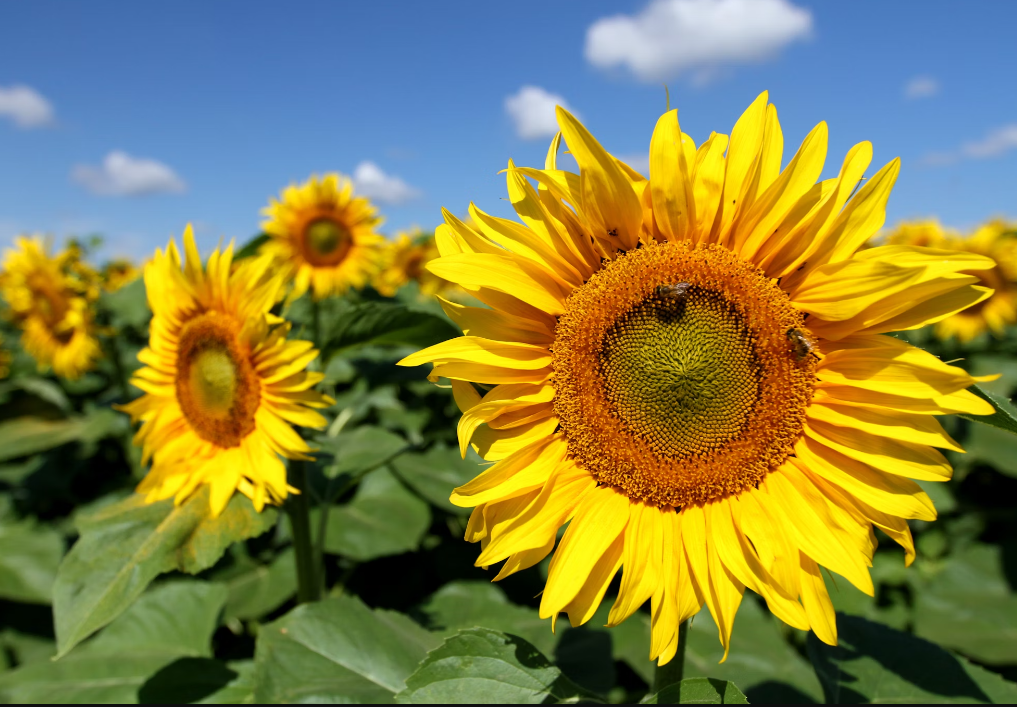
904, 76, 940, 100
505, 86, 578, 140
72, 151, 186, 196
923, 123, 1017, 166
352, 161, 421, 205
0, 85, 54, 128
585, 0, 812, 82
618, 153, 650, 176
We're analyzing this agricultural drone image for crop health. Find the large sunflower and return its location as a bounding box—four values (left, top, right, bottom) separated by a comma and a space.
260, 174, 386, 300
0, 236, 102, 379
886, 218, 1017, 343
120, 226, 333, 516
374, 229, 453, 298
400, 93, 996, 663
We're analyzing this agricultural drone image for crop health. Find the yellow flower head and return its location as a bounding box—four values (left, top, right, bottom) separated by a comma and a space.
374, 229, 451, 298
887, 218, 1016, 343
0, 236, 102, 379
101, 258, 142, 292
260, 173, 386, 300
120, 226, 333, 517
400, 92, 996, 664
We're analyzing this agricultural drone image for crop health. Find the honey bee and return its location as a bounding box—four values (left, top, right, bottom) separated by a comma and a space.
787, 328, 819, 362
656, 282, 692, 300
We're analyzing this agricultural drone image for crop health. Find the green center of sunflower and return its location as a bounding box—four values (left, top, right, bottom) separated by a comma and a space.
601, 287, 760, 457
175, 312, 260, 448
303, 218, 352, 266
552, 241, 816, 508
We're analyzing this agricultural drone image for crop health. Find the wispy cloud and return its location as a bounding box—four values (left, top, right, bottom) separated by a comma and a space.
0, 85, 54, 128
904, 76, 939, 100
72, 151, 187, 196
352, 161, 421, 205
585, 0, 812, 83
618, 153, 650, 176
924, 124, 1017, 166
505, 86, 578, 140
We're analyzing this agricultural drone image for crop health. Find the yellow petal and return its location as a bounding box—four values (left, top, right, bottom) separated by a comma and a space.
807, 402, 962, 451
427, 253, 568, 315
609, 501, 664, 625
650, 110, 694, 242
799, 553, 837, 646
805, 420, 951, 482
715, 91, 769, 247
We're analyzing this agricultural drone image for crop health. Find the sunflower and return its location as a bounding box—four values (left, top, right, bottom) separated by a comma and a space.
886, 218, 1017, 343
0, 236, 102, 379
374, 229, 453, 298
260, 174, 386, 300
399, 93, 996, 663
101, 258, 142, 292
119, 226, 333, 516
0, 335, 10, 379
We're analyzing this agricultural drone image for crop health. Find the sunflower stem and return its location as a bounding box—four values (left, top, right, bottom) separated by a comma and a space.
288, 460, 321, 603
652, 619, 689, 694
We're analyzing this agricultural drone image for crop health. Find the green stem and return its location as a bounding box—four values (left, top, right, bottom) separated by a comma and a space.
287, 460, 321, 603
653, 619, 689, 694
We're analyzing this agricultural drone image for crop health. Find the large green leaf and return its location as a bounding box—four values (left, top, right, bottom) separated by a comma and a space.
138, 658, 255, 704
322, 466, 431, 561
99, 278, 151, 331
641, 678, 749, 704
307, 298, 458, 357
959, 420, 1017, 477
315, 425, 410, 480
807, 613, 1017, 704
253, 594, 440, 703
396, 627, 589, 704
53, 487, 276, 657
233, 233, 271, 260
913, 543, 1017, 665
221, 548, 297, 623
685, 600, 824, 704
0, 580, 227, 703
0, 518, 62, 604
0, 408, 124, 463
958, 384, 1017, 437
391, 444, 481, 513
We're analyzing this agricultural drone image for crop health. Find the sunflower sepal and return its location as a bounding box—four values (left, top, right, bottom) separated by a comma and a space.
52, 486, 276, 659
957, 384, 1017, 437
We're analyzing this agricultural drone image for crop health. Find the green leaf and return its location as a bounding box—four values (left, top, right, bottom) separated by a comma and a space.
316, 425, 410, 480
396, 627, 589, 704
0, 408, 124, 463
0, 580, 227, 703
322, 467, 431, 561
99, 278, 151, 331
53, 487, 276, 658
913, 543, 1017, 665
310, 299, 458, 357
222, 548, 297, 622
253, 594, 440, 703
138, 658, 254, 704
958, 384, 1017, 437
234, 233, 271, 260
391, 444, 481, 513
959, 420, 1017, 478
0, 518, 63, 604
684, 601, 824, 703
807, 613, 1017, 704
641, 678, 749, 704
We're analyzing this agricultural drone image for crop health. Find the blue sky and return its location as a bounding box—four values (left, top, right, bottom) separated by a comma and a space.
1, 0, 1015, 262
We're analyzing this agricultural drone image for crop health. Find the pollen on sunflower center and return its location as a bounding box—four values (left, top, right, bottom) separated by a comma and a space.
303, 217, 352, 266
552, 241, 816, 508
175, 312, 260, 448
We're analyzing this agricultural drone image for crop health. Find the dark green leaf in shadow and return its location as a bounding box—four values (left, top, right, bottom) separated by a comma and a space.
307, 299, 458, 358
391, 444, 481, 513
253, 594, 440, 703
0, 518, 62, 604
396, 627, 589, 704
807, 613, 1017, 704
233, 233, 271, 260
53, 487, 275, 657
641, 677, 749, 704
315, 425, 409, 480
322, 467, 430, 561
138, 657, 238, 704
958, 384, 1017, 438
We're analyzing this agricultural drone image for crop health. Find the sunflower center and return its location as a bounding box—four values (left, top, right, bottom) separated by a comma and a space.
302, 217, 352, 266
553, 241, 816, 508
175, 312, 260, 448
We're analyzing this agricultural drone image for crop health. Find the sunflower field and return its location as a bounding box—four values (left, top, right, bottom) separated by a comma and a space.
0, 96, 1016, 705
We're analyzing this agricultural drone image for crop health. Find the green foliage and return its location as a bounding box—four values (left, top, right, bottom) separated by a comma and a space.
391, 444, 481, 513
0, 514, 63, 604
0, 408, 124, 464
959, 384, 1017, 437
641, 678, 749, 704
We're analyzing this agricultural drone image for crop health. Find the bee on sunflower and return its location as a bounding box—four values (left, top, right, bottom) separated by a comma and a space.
400, 92, 996, 664
260, 173, 386, 300
885, 218, 1017, 343
373, 229, 453, 298
0, 236, 102, 379
119, 226, 333, 516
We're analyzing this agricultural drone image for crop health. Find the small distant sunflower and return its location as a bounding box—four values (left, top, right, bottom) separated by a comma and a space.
0, 335, 10, 379
886, 219, 1017, 342
0, 236, 102, 379
120, 226, 333, 516
374, 230, 452, 297
401, 93, 996, 664
101, 259, 141, 292
260, 174, 386, 300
